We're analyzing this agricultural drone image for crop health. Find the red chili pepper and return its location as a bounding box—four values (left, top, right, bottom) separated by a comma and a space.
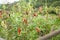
36, 27, 40, 33
18, 28, 21, 35
23, 18, 27, 24
33, 13, 38, 16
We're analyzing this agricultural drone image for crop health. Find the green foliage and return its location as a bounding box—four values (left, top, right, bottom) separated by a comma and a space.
0, 0, 60, 40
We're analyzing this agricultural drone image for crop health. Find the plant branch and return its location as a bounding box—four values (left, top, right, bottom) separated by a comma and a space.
37, 29, 60, 40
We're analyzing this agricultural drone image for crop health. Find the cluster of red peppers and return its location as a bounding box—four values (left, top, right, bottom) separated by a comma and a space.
17, 27, 41, 35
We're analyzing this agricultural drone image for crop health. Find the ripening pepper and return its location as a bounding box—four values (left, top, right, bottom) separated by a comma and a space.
36, 27, 40, 33
23, 18, 28, 24
33, 13, 38, 16
18, 28, 21, 35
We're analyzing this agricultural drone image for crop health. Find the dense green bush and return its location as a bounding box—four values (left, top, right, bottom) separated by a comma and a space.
0, 0, 60, 40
